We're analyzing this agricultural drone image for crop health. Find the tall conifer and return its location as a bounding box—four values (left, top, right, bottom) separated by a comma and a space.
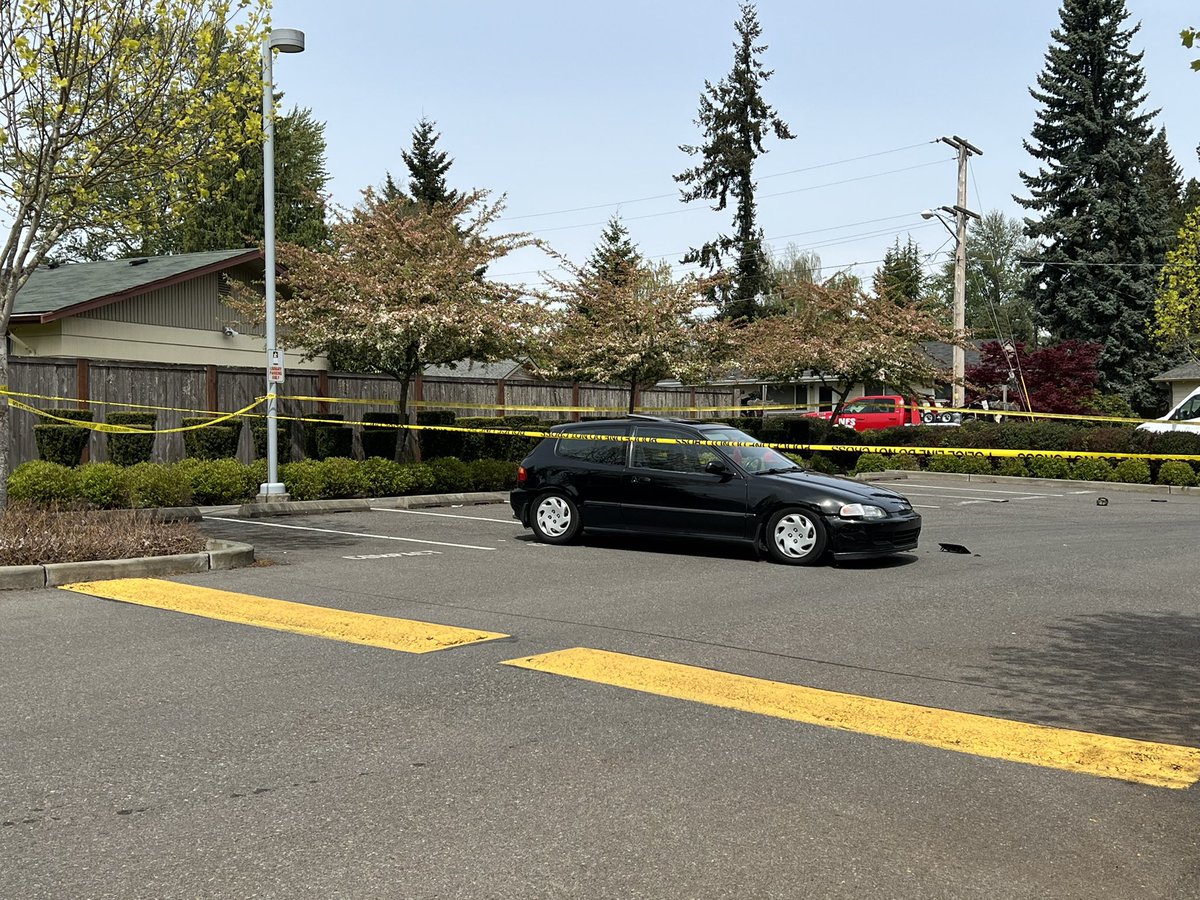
1016, 0, 1169, 412
676, 3, 793, 322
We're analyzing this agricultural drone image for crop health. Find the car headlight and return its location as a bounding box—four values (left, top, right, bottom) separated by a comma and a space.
838, 503, 887, 519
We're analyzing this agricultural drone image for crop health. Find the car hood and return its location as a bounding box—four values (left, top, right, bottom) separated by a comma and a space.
760, 468, 912, 509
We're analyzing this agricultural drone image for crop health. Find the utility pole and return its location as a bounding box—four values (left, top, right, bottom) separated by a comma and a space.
938, 135, 982, 410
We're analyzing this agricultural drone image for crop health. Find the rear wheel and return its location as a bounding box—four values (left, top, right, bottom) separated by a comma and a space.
765, 508, 827, 565
530, 491, 581, 544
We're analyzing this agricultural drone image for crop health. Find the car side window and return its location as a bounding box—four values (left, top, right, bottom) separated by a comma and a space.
631, 427, 706, 474
1172, 396, 1200, 420
555, 429, 628, 466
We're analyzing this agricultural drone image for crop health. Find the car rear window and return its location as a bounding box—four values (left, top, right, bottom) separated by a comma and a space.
555, 431, 628, 466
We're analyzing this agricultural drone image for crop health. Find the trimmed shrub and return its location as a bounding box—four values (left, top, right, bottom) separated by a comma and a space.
886, 453, 923, 470
805, 453, 840, 475
417, 410, 459, 459
280, 459, 325, 501
75, 462, 127, 508
926, 455, 992, 475
1080, 427, 1136, 457
468, 458, 519, 491
320, 457, 368, 499
182, 417, 239, 460
125, 462, 191, 509
7, 461, 76, 505
852, 452, 889, 474
361, 412, 401, 459
177, 458, 256, 505
34, 409, 92, 466
105, 412, 157, 466
1155, 460, 1197, 487
399, 462, 438, 495
360, 457, 407, 496
314, 424, 354, 460
1026, 456, 1072, 480
426, 456, 472, 493
1112, 458, 1151, 484
1069, 458, 1113, 482
994, 457, 1028, 478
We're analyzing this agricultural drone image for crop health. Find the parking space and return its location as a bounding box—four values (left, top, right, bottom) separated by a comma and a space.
4, 487, 1199, 898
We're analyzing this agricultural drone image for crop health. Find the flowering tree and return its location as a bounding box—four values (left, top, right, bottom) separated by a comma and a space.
538, 260, 733, 413
1154, 207, 1200, 362
0, 0, 268, 504
255, 189, 546, 457
737, 275, 955, 420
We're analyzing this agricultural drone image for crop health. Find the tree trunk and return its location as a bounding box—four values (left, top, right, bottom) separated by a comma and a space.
627, 379, 637, 414
393, 376, 412, 463
0, 340, 8, 509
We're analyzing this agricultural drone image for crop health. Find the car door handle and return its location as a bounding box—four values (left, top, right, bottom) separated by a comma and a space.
630, 475, 650, 484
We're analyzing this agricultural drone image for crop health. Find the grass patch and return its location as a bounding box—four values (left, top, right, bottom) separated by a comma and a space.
0, 503, 207, 566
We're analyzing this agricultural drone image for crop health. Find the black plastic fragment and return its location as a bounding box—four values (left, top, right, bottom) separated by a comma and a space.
938, 542, 971, 554
1096, 497, 1108, 506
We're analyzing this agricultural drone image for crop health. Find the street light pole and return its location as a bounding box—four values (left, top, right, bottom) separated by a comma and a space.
937, 136, 982, 410
258, 28, 304, 502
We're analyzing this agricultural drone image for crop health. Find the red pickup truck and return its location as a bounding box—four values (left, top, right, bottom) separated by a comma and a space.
802, 394, 960, 433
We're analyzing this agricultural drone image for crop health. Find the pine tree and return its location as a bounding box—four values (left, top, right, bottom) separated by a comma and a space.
1016, 0, 1170, 413
676, 3, 793, 322
400, 117, 460, 210
872, 237, 925, 306
1144, 128, 1187, 243
584, 215, 642, 290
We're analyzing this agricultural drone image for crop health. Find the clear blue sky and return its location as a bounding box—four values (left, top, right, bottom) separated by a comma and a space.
267, 1, 1200, 290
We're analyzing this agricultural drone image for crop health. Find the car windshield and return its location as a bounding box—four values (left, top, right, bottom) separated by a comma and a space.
700, 427, 798, 472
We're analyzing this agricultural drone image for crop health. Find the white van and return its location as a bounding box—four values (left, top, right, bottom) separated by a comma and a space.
1136, 385, 1200, 433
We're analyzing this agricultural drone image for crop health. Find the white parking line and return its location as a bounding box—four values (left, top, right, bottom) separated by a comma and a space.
204, 516, 497, 551
896, 483, 1064, 498
371, 508, 516, 524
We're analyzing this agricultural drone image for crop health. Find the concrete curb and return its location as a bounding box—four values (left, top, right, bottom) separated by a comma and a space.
0, 539, 255, 591
221, 491, 510, 518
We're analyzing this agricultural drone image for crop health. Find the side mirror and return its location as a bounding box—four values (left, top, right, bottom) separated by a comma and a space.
705, 459, 730, 476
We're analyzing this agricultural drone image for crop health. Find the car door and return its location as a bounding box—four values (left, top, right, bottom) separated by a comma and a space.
620, 424, 750, 539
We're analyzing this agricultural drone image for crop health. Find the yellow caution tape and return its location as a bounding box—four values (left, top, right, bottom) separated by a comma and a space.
11, 397, 267, 434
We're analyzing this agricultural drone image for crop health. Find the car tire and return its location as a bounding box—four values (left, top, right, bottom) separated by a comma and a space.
765, 508, 827, 565
530, 491, 582, 544
939, 412, 954, 423
921, 411, 935, 423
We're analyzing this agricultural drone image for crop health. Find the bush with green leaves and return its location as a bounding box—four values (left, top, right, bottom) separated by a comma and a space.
182, 417, 239, 460
125, 462, 191, 509
994, 457, 1028, 478
852, 452, 889, 474
1155, 460, 1197, 487
1026, 456, 1072, 480
280, 459, 325, 501
468, 458, 518, 491
320, 457, 368, 498
886, 453, 923, 470
176, 458, 256, 505
34, 410, 92, 466
105, 412, 157, 466
75, 462, 127, 508
359, 457, 407, 496
361, 412, 400, 459
7, 461, 76, 505
1069, 458, 1113, 482
417, 410, 459, 459
1112, 458, 1151, 484
314, 424, 353, 460
925, 454, 993, 475
426, 456, 472, 493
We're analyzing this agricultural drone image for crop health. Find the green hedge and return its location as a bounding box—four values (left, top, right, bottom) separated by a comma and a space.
106, 412, 157, 466
361, 412, 401, 459
182, 417, 240, 460
34, 409, 92, 466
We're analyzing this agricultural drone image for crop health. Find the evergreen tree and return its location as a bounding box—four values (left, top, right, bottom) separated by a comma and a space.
675, 3, 794, 322
400, 117, 461, 210
584, 215, 642, 288
1144, 127, 1187, 243
1016, 0, 1170, 413
872, 237, 925, 305
929, 211, 1037, 344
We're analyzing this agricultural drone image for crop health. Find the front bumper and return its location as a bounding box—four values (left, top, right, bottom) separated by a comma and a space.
826, 511, 922, 560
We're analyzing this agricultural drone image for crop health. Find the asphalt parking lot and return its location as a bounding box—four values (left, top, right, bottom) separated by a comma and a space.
2, 475, 1198, 899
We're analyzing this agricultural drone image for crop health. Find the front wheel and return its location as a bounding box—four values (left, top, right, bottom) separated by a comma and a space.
530, 491, 582, 544
765, 508, 828, 565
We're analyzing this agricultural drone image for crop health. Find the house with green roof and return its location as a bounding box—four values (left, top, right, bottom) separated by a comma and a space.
8, 248, 325, 371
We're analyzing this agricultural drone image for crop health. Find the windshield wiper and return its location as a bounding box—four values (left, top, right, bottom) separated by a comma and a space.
755, 465, 803, 475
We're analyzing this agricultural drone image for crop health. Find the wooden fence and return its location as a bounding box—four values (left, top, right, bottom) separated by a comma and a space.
8, 358, 737, 466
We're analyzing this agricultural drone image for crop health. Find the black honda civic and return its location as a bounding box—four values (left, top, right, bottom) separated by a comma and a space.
510, 416, 921, 565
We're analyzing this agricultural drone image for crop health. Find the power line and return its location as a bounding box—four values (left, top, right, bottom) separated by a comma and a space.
497, 140, 942, 223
